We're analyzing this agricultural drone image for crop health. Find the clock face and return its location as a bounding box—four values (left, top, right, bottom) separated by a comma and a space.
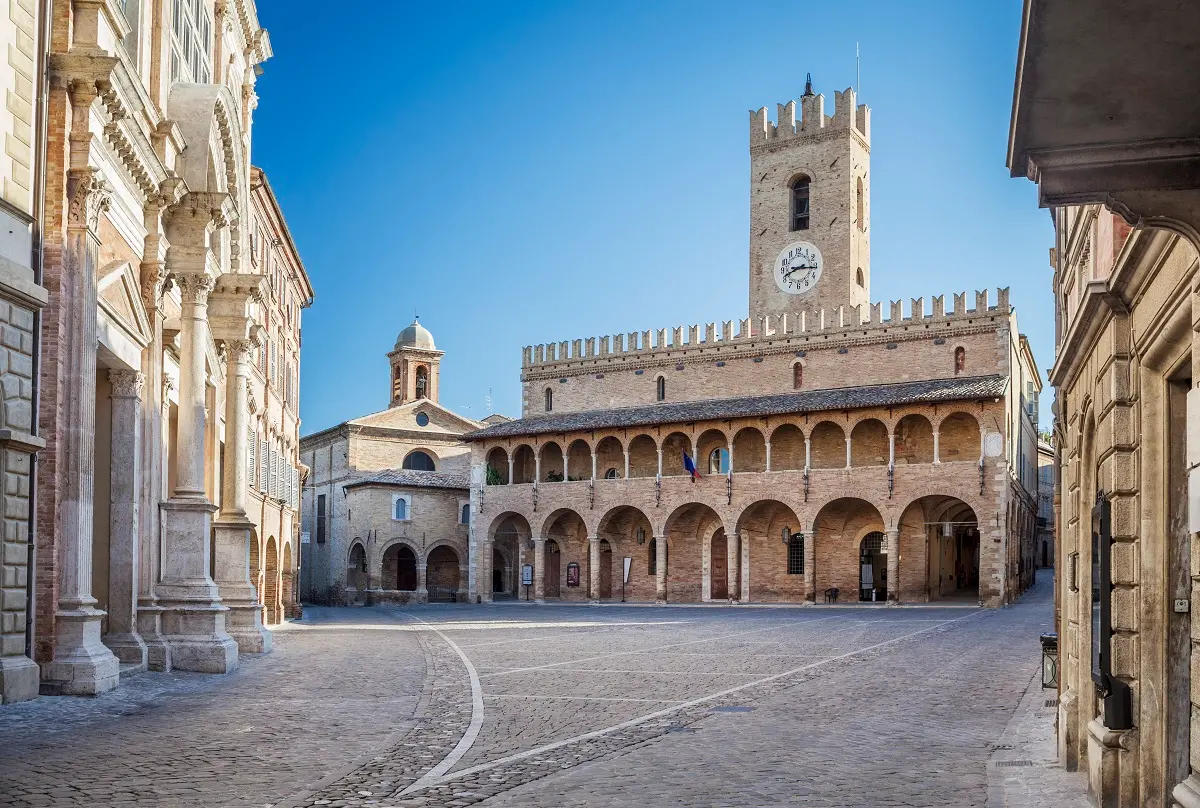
774, 241, 823, 295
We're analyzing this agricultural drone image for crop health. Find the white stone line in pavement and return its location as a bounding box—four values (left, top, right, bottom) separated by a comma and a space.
485, 694, 685, 704
486, 668, 773, 676
409, 609, 985, 794
397, 619, 487, 797
479, 614, 847, 679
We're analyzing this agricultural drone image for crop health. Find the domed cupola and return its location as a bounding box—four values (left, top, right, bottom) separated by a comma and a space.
387, 318, 444, 407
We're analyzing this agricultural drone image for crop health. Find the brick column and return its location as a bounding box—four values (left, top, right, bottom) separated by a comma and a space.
532, 537, 546, 603
886, 528, 900, 602
40, 166, 119, 696
655, 535, 667, 603
727, 532, 741, 601
102, 370, 147, 667
804, 530, 816, 602
588, 535, 600, 602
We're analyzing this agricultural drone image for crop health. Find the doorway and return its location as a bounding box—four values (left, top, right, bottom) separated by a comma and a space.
492, 547, 508, 595
599, 540, 613, 599
545, 539, 561, 598
711, 531, 728, 599
859, 532, 886, 601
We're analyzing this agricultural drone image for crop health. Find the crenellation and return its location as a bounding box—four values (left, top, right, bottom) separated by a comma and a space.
975, 289, 990, 312
869, 302, 882, 324
704, 323, 716, 343
613, 334, 624, 353
586, 337, 596, 357
656, 329, 666, 349
559, 341, 569, 360
891, 300, 904, 323
628, 331, 639, 351
672, 326, 682, 346
953, 292, 967, 314
738, 319, 750, 339
573, 339, 583, 358
599, 336, 610, 356
912, 297, 925, 319
932, 295, 945, 318
722, 321, 733, 341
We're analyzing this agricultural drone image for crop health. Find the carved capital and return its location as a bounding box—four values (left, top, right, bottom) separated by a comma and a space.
108, 369, 146, 399
174, 272, 215, 306
222, 338, 255, 364
67, 167, 110, 233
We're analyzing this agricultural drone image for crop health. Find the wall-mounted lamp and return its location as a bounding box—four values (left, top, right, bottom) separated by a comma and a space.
782, 526, 791, 545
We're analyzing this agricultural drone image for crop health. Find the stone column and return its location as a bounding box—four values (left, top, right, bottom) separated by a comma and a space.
591, 451, 597, 481
41, 167, 119, 696
844, 436, 852, 468
156, 240, 237, 673
933, 430, 941, 464
212, 337, 271, 654
588, 535, 600, 602
804, 530, 816, 602
535, 452, 541, 483
623, 450, 630, 479
103, 370, 147, 667
886, 528, 900, 602
532, 537, 546, 603
417, 562, 428, 602
507, 455, 514, 484
888, 432, 896, 466
656, 448, 663, 478
764, 441, 772, 472
804, 437, 811, 469
655, 535, 668, 603
727, 532, 740, 601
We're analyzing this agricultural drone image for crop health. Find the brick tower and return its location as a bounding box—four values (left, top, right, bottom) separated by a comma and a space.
388, 318, 443, 407
748, 76, 871, 323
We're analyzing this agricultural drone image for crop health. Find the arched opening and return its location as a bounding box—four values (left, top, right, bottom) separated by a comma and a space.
599, 539, 613, 599
663, 502, 724, 602
809, 421, 847, 469
382, 543, 418, 591
661, 431, 693, 477
544, 387, 553, 412
488, 511, 530, 600
539, 441, 565, 482
512, 444, 536, 484
264, 537, 279, 625
249, 530, 262, 604
790, 175, 811, 231
711, 529, 729, 600
770, 424, 805, 470
939, 412, 982, 461
894, 414, 935, 465
486, 447, 510, 485
415, 365, 429, 399
542, 508, 587, 599
850, 418, 889, 467
656, 375, 666, 402
858, 531, 887, 601
954, 346, 967, 374
627, 434, 658, 478
856, 267, 864, 288
347, 542, 367, 594
281, 542, 294, 617
736, 499, 803, 601
812, 497, 886, 602
732, 427, 766, 473
899, 495, 980, 601
566, 439, 591, 481
545, 539, 562, 598
792, 362, 804, 389
426, 546, 461, 602
595, 436, 623, 479
597, 505, 654, 599
697, 429, 729, 475
402, 450, 436, 471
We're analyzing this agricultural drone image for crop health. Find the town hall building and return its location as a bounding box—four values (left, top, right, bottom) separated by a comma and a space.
464, 80, 1042, 607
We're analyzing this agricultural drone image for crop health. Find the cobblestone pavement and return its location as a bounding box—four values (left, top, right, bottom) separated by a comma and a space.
0, 571, 1084, 807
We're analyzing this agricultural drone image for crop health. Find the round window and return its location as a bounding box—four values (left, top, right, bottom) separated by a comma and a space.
416, 412, 429, 427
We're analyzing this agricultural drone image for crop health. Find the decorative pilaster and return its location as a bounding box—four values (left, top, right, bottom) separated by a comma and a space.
588, 535, 600, 603
886, 528, 900, 602
532, 537, 546, 603
40, 166, 119, 696
655, 535, 667, 603
102, 370, 147, 667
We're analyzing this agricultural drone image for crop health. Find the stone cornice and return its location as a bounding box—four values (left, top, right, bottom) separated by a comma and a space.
750, 125, 870, 157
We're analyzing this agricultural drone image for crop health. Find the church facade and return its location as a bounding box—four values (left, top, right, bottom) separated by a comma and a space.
299, 321, 496, 606
465, 82, 1042, 607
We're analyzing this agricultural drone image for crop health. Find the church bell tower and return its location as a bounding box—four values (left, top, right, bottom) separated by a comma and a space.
388, 318, 443, 407
748, 76, 871, 323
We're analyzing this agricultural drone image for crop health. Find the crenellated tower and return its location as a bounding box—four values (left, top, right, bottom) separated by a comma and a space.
748, 76, 870, 323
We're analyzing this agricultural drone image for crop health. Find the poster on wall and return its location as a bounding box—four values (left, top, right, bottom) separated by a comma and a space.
566, 562, 581, 587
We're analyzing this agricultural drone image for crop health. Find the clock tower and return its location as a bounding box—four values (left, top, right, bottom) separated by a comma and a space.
748, 77, 870, 323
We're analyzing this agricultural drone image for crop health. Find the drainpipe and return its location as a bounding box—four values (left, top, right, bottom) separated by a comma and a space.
25, 0, 53, 661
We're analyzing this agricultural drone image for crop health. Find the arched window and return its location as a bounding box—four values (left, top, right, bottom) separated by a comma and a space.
792, 363, 803, 390
604, 467, 619, 479
790, 176, 811, 231
787, 533, 804, 575
656, 375, 666, 402
544, 387, 553, 412
460, 503, 470, 524
349, 543, 367, 573
415, 365, 429, 399
708, 448, 730, 475
648, 538, 656, 575
402, 450, 436, 471
856, 177, 865, 231
856, 267, 864, 288
954, 346, 967, 374
393, 496, 409, 521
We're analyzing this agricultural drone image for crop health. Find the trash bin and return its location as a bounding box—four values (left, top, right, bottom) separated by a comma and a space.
1040, 632, 1058, 689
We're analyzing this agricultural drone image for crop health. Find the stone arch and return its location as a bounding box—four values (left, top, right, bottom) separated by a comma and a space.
566, 438, 591, 481
627, 434, 658, 478
938, 411, 982, 461
512, 444, 536, 484
808, 420, 846, 469
770, 423, 805, 470
662, 501, 726, 602
281, 541, 294, 616
850, 418, 889, 467
732, 426, 767, 473
661, 431, 693, 477
488, 511, 531, 599
538, 507, 590, 545
426, 545, 462, 601
894, 413, 935, 465
697, 428, 729, 475
264, 536, 280, 625
811, 497, 886, 601
380, 539, 419, 591
896, 495, 980, 602
486, 446, 510, 484
538, 441, 565, 482
595, 436, 623, 479
597, 505, 655, 599
347, 540, 367, 593
401, 447, 438, 471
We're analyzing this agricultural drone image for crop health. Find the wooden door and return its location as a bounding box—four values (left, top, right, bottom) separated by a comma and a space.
599, 544, 613, 599
711, 533, 728, 600
545, 541, 561, 597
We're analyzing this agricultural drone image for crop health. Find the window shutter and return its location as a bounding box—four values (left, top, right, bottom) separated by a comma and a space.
246, 428, 256, 482
259, 439, 268, 492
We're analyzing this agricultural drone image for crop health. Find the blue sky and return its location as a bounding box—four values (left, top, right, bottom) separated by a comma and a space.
252, 0, 1052, 434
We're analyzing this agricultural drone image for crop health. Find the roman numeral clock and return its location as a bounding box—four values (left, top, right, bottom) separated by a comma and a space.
774, 241, 824, 294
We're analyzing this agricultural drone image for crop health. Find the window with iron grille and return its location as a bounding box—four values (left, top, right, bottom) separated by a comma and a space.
170, 0, 213, 84
316, 494, 326, 544
787, 534, 804, 574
